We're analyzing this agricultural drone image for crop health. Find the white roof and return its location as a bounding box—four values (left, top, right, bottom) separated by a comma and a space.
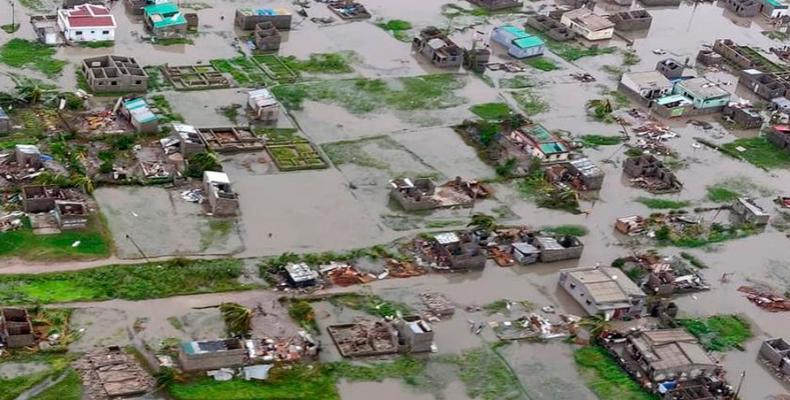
249, 89, 278, 108
204, 171, 230, 184
434, 232, 460, 245
173, 123, 198, 134
15, 144, 41, 154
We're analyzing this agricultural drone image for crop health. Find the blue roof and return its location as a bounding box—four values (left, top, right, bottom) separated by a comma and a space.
513, 36, 544, 49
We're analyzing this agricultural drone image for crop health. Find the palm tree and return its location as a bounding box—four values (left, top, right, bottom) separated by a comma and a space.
468, 212, 498, 232
72, 174, 94, 194
585, 98, 613, 121
579, 315, 613, 339
10, 75, 58, 105
220, 303, 253, 338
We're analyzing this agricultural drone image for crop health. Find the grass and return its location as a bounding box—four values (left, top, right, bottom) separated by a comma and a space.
512, 90, 549, 116
499, 75, 533, 89
522, 26, 616, 62
0, 217, 110, 261
321, 136, 395, 170
282, 52, 354, 74
579, 134, 622, 148
448, 346, 527, 400
706, 185, 741, 203
721, 136, 790, 170
540, 225, 588, 236
218, 103, 242, 124
0, 39, 66, 77
636, 197, 690, 209
288, 300, 319, 333
524, 57, 558, 71
575, 346, 657, 400
149, 94, 184, 122
153, 37, 194, 46
470, 102, 512, 120
676, 315, 752, 352
0, 259, 253, 304
0, 353, 72, 400
376, 19, 413, 42
34, 369, 82, 400
622, 50, 640, 66
517, 167, 580, 214
271, 74, 466, 113
210, 57, 269, 87
80, 40, 114, 48
18, 0, 45, 10
680, 252, 708, 269
328, 293, 412, 318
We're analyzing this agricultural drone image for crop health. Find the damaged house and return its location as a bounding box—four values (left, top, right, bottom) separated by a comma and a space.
82, 56, 148, 94
655, 58, 684, 80
759, 338, 790, 378
534, 235, 584, 262
412, 27, 463, 68
546, 157, 605, 191
623, 154, 682, 193
203, 171, 239, 216
284, 262, 320, 288
31, 15, 62, 45
768, 124, 790, 153
198, 127, 265, 153
165, 123, 205, 157
144, 2, 187, 38
427, 232, 487, 271
252, 21, 282, 52
21, 185, 67, 213
74, 347, 156, 399
526, 15, 575, 41
721, 102, 762, 129
621, 255, 712, 296
389, 177, 490, 211
0, 107, 8, 135
504, 124, 570, 164
15, 144, 43, 169
53, 201, 89, 230
179, 336, 315, 371
179, 339, 246, 371
467, 0, 523, 10
731, 197, 770, 226
327, 1, 372, 20
721, 0, 762, 17
328, 316, 434, 357
559, 265, 646, 320
0, 308, 35, 348
609, 9, 653, 31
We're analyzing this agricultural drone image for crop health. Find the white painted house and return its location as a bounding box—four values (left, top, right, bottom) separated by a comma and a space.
57, 4, 117, 43
560, 8, 614, 41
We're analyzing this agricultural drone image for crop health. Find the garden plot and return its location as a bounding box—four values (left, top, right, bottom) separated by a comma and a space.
94, 186, 244, 258
266, 138, 328, 171
210, 57, 271, 87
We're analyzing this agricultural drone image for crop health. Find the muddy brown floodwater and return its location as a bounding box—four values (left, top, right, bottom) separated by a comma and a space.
3, 0, 790, 398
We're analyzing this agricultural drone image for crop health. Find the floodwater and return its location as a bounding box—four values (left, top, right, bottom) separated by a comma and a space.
3, 0, 790, 398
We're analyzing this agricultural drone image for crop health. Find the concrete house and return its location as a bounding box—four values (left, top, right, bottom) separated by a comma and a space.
203, 171, 239, 216
172, 123, 205, 157
120, 98, 159, 133
144, 3, 187, 38
21, 185, 65, 213
623, 154, 682, 193
412, 27, 463, 68
53, 201, 89, 230
0, 106, 10, 134
31, 15, 62, 45
655, 58, 684, 80
759, 338, 790, 376
623, 329, 719, 385
609, 9, 653, 31
389, 178, 439, 211
467, 0, 523, 10
507, 124, 569, 163
491, 25, 545, 59
761, 0, 790, 18
768, 124, 790, 153
393, 316, 435, 353
284, 263, 319, 287
179, 339, 246, 371
560, 8, 614, 41
558, 266, 646, 320
620, 71, 673, 100
535, 235, 584, 262
15, 145, 43, 169
82, 56, 148, 93
247, 88, 279, 122
57, 4, 116, 43
431, 232, 486, 271
253, 21, 281, 51
235, 8, 292, 30
721, 103, 762, 129
739, 69, 790, 100
673, 77, 731, 110
0, 308, 35, 348
722, 0, 762, 17
567, 157, 605, 190
732, 197, 770, 226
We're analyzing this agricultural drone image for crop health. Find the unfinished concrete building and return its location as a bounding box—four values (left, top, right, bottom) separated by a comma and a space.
739, 68, 790, 100
162, 64, 231, 90
198, 127, 264, 153
235, 8, 292, 30
760, 338, 790, 377
534, 235, 584, 262
696, 49, 724, 66
203, 171, 239, 216
328, 320, 400, 357
179, 339, 246, 371
21, 185, 67, 213
721, 0, 761, 17
713, 39, 782, 71
463, 47, 491, 73
623, 154, 682, 193
0, 308, 35, 348
82, 56, 148, 93
389, 177, 489, 211
30, 15, 62, 45
412, 27, 463, 68
722, 103, 763, 128
393, 316, 435, 353
54, 201, 89, 230
467, 0, 523, 10
253, 21, 282, 51
655, 58, 684, 80
526, 15, 575, 41
74, 347, 155, 399
429, 232, 487, 271
609, 9, 653, 31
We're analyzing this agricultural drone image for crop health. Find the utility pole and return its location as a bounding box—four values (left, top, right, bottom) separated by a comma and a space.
734, 370, 746, 399
10, 1, 15, 32
125, 234, 151, 263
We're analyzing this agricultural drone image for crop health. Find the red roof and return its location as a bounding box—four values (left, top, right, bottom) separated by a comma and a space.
68, 15, 115, 27
62, 4, 116, 28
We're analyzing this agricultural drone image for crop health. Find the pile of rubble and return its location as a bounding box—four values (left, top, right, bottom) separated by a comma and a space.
420, 292, 455, 319
738, 286, 790, 312
73, 347, 155, 400
0, 211, 24, 232
322, 262, 375, 287
615, 109, 678, 155
386, 258, 427, 278
493, 313, 580, 341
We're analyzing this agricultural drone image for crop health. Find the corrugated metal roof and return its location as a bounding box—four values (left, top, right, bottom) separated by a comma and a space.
512, 36, 544, 49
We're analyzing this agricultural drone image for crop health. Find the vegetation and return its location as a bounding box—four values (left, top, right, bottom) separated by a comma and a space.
721, 137, 790, 170
220, 303, 253, 337
512, 90, 549, 116
0, 39, 66, 77
282, 52, 354, 74
575, 346, 657, 400
0, 217, 110, 261
522, 26, 616, 61
448, 346, 527, 400
622, 50, 640, 66
185, 151, 221, 178
525, 57, 558, 71
376, 19, 413, 42
636, 197, 690, 209
80, 40, 114, 49
653, 222, 755, 248
580, 134, 622, 148
470, 102, 512, 121
288, 300, 319, 333
34, 369, 82, 400
0, 353, 73, 400
706, 185, 741, 203
153, 37, 194, 46
680, 252, 708, 269
218, 103, 242, 124
328, 293, 412, 319
0, 259, 252, 304
498, 75, 532, 89
468, 212, 498, 232
676, 315, 752, 352
586, 99, 614, 122
149, 94, 184, 122
517, 164, 580, 213
272, 74, 466, 113
540, 224, 588, 236
210, 57, 270, 86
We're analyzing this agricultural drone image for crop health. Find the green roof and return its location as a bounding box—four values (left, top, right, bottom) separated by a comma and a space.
501, 25, 529, 39
529, 124, 553, 142
144, 2, 187, 28
765, 0, 786, 7
513, 36, 544, 49
540, 142, 567, 155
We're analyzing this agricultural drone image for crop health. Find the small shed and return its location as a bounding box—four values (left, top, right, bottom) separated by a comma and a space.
247, 89, 279, 122
121, 98, 159, 134
511, 242, 540, 264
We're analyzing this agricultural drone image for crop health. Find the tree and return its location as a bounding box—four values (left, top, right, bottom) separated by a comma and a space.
185, 151, 220, 178
579, 314, 613, 339
219, 303, 252, 338
467, 212, 498, 232
585, 98, 613, 121
11, 75, 58, 105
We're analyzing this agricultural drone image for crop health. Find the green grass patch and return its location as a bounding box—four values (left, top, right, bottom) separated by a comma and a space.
579, 134, 622, 148
0, 217, 110, 261
0, 353, 73, 400
328, 293, 412, 318
522, 26, 616, 61
676, 314, 752, 352
706, 185, 740, 203
1, 24, 20, 34
622, 50, 640, 66
524, 57, 558, 71
149, 94, 184, 122
636, 197, 690, 209
210, 57, 270, 87
282, 52, 354, 74
540, 224, 588, 236
321, 136, 396, 170
153, 37, 194, 46
79, 40, 114, 49
721, 136, 790, 170
0, 39, 66, 77
0, 259, 252, 304
376, 20, 413, 42
517, 167, 580, 213
271, 74, 466, 113
470, 102, 512, 120
575, 346, 657, 400
512, 90, 549, 116
288, 299, 319, 333
680, 251, 708, 269
448, 346, 527, 400
34, 369, 82, 400
498, 75, 533, 89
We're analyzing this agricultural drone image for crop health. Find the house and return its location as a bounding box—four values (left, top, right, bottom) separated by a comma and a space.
760, 0, 790, 18
0, 106, 9, 134
328, 320, 400, 357
389, 178, 439, 211
655, 58, 684, 80
73, 347, 155, 398
534, 235, 583, 262
721, 103, 762, 129
467, 0, 523, 10
120, 98, 159, 133
53, 201, 89, 230
203, 171, 238, 216
490, 25, 545, 59
508, 124, 570, 163
722, 0, 762, 17
609, 9, 652, 31
253, 21, 281, 51
759, 338, 790, 376
511, 242, 540, 264
619, 71, 673, 100
284, 262, 319, 287
768, 124, 790, 152
696, 49, 723, 66
430, 232, 486, 271
57, 4, 116, 43
15, 145, 43, 169
739, 69, 790, 100
247, 89, 279, 122
672, 77, 731, 110
560, 8, 614, 41
172, 123, 205, 157
144, 3, 187, 38
82, 56, 148, 94
567, 157, 605, 190
179, 339, 246, 371
235, 8, 292, 30
732, 197, 770, 226
412, 27, 463, 68
21, 185, 65, 213
526, 15, 575, 41
0, 308, 35, 348
622, 329, 720, 385
623, 154, 682, 193
558, 266, 646, 320
393, 316, 435, 353
30, 15, 62, 45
